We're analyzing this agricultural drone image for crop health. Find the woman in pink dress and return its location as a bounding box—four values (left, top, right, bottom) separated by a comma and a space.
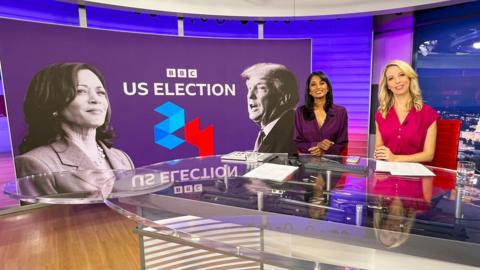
374, 60, 439, 162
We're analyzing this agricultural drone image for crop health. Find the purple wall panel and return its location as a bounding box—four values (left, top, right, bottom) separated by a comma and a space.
0, 0, 79, 25
265, 18, 373, 156
372, 14, 414, 84
184, 18, 257, 38
86, 6, 178, 35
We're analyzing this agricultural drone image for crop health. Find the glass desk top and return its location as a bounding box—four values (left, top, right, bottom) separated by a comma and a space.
4, 154, 480, 269
3, 168, 173, 204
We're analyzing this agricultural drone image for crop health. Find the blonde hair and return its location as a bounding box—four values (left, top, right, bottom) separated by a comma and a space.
373, 197, 416, 248
378, 60, 423, 118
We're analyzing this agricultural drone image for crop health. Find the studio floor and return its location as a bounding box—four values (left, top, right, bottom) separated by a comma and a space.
0, 204, 140, 270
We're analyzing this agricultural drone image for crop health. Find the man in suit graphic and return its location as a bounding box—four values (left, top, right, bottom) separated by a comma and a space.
241, 63, 299, 153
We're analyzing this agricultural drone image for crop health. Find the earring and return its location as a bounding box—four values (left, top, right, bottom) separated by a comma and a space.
52, 111, 58, 117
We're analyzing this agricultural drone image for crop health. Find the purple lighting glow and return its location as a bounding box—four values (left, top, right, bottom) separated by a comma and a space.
265, 18, 373, 156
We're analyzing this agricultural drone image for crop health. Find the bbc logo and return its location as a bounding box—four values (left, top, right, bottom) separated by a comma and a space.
166, 68, 197, 78
173, 184, 203, 194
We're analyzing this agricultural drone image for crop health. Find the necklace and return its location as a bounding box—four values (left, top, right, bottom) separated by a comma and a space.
93, 144, 106, 167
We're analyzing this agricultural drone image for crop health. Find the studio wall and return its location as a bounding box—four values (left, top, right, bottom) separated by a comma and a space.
0, 18, 311, 167
0, 0, 79, 25
0, 1, 374, 158
265, 18, 373, 156
86, 5, 178, 35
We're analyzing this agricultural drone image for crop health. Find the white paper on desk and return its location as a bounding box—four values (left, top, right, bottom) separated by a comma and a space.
375, 160, 435, 176
375, 160, 395, 172
243, 163, 298, 182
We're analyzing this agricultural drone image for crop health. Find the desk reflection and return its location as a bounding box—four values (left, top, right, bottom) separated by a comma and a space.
371, 175, 433, 248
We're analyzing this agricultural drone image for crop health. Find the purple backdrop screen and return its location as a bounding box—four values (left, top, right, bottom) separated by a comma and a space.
0, 18, 310, 167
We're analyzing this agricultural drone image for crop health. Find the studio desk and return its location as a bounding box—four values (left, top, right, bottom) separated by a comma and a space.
5, 155, 480, 270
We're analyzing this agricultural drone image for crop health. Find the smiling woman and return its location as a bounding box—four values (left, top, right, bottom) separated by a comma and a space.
294, 71, 348, 156
15, 63, 134, 178
374, 60, 439, 163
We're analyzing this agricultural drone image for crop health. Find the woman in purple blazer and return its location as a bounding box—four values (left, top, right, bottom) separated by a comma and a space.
294, 71, 348, 156
15, 63, 134, 179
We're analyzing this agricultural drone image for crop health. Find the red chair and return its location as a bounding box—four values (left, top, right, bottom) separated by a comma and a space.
425, 119, 462, 170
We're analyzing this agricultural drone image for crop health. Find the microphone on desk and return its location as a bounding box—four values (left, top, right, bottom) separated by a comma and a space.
287, 152, 302, 166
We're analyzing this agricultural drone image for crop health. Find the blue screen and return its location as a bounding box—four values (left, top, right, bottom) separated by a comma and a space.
414, 2, 480, 166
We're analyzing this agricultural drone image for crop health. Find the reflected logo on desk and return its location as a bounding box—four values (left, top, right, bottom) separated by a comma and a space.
154, 101, 214, 156
174, 184, 203, 194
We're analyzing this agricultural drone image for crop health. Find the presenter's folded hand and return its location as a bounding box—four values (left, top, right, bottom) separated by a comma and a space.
374, 146, 396, 161
317, 139, 334, 151
308, 145, 324, 157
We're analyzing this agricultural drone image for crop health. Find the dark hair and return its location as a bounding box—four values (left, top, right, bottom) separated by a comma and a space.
19, 63, 114, 154
302, 71, 334, 121
241, 63, 299, 111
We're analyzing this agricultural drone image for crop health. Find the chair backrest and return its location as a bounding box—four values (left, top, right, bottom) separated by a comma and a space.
425, 119, 462, 170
